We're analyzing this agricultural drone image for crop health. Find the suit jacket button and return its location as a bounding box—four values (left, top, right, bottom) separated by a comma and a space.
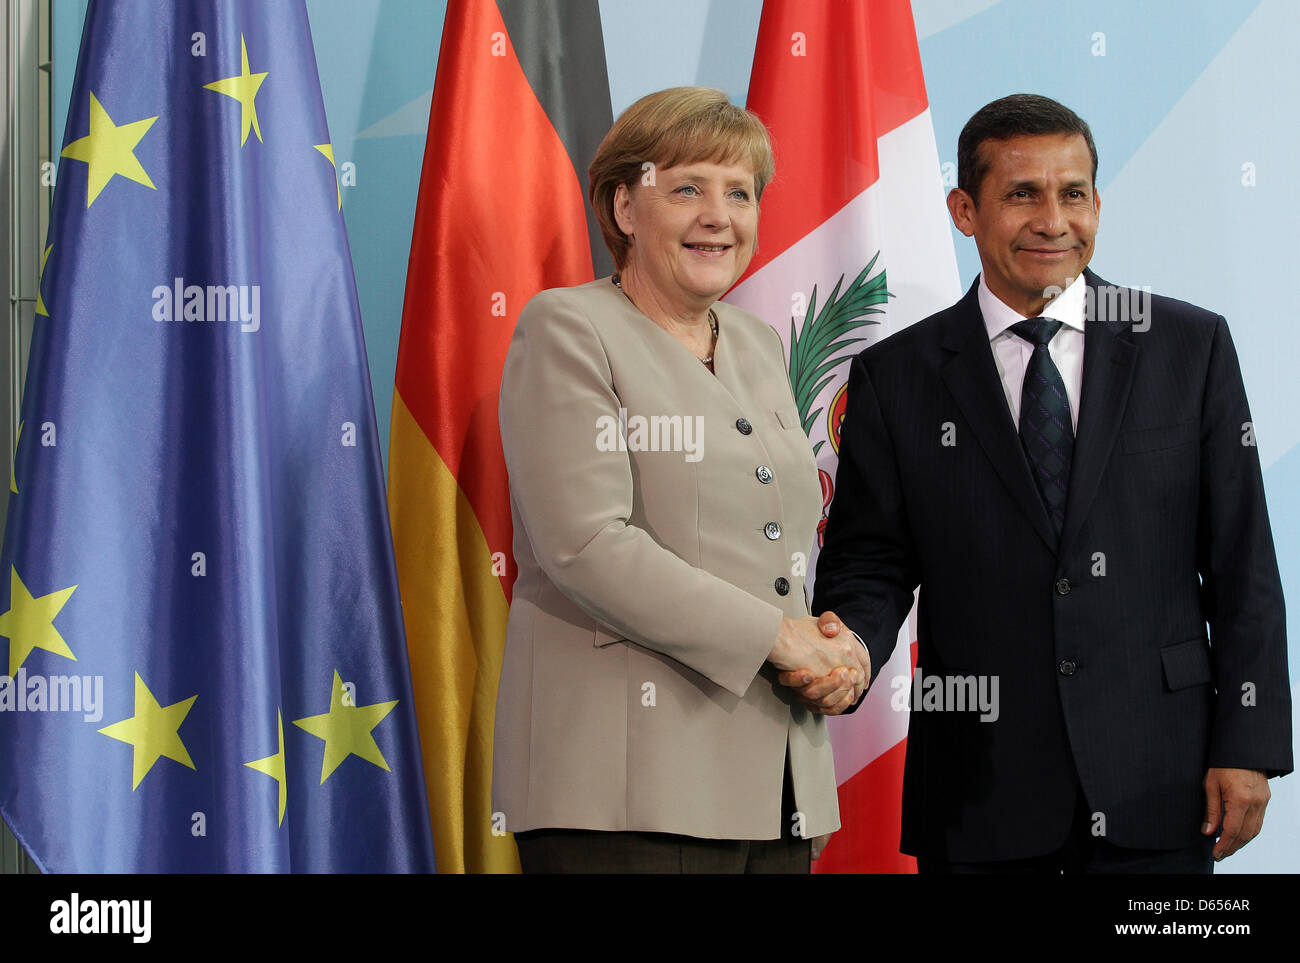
764, 522, 782, 540
1059, 659, 1077, 676
736, 417, 753, 435
756, 465, 773, 484
1054, 578, 1071, 596
774, 577, 790, 596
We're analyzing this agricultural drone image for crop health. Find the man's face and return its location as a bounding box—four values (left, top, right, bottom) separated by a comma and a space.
947, 132, 1100, 317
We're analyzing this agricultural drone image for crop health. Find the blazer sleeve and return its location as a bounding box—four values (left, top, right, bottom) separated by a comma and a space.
812, 351, 920, 707
499, 289, 782, 698
1196, 316, 1293, 776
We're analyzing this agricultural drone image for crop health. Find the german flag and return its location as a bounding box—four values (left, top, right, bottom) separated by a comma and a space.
388, 0, 612, 873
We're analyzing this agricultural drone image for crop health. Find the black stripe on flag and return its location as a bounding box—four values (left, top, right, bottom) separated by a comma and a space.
497, 0, 615, 277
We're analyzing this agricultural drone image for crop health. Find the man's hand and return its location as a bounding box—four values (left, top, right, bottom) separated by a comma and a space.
774, 611, 870, 715
1203, 767, 1270, 861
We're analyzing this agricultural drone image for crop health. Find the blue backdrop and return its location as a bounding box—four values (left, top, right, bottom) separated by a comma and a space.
51, 0, 1298, 873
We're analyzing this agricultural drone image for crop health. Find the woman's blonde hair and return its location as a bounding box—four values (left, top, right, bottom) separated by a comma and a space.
588, 87, 775, 269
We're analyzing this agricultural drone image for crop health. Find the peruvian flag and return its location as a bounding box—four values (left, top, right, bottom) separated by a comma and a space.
726, 0, 960, 873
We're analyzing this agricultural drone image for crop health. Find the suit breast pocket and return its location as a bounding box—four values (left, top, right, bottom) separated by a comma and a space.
1121, 420, 1196, 455
776, 406, 802, 431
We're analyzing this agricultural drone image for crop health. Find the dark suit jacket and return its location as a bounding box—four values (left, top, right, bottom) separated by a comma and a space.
813, 270, 1292, 861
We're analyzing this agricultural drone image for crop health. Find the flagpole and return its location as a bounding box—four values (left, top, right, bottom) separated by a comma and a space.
0, 0, 46, 879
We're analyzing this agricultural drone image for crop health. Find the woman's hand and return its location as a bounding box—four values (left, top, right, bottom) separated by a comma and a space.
771, 611, 870, 714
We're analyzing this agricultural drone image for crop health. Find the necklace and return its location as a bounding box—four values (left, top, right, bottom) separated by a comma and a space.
613, 274, 718, 365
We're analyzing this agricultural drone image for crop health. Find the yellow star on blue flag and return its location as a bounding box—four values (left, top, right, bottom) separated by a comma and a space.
204, 34, 268, 145
59, 92, 157, 207
0, 1, 434, 872
98, 673, 197, 790
293, 670, 398, 784
0, 566, 77, 675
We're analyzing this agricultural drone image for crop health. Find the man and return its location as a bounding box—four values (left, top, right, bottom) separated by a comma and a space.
804, 94, 1291, 872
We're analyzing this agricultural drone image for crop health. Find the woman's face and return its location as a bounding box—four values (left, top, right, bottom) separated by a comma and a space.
614, 159, 758, 309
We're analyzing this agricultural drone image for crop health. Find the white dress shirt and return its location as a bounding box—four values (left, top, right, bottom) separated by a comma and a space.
980, 273, 1086, 432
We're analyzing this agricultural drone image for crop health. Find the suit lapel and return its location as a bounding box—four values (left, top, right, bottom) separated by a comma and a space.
1060, 271, 1138, 552
939, 281, 1058, 552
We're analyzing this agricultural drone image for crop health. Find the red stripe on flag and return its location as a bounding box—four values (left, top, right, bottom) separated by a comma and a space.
739, 0, 929, 282
395, 0, 595, 595
813, 738, 916, 874
815, 640, 918, 873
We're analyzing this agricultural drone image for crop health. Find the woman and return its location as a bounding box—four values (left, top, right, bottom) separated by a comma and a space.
493, 87, 868, 873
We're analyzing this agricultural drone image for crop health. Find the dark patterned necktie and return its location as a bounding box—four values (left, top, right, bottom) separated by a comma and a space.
1010, 318, 1073, 538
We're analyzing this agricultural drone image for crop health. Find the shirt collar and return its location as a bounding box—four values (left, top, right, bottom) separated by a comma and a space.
980, 272, 1087, 341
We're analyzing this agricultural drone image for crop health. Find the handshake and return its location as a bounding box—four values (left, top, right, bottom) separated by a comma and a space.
768, 612, 871, 716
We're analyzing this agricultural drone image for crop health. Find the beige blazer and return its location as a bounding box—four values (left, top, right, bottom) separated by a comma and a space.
492, 277, 839, 840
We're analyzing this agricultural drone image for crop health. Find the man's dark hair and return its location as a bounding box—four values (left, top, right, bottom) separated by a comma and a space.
957, 94, 1098, 202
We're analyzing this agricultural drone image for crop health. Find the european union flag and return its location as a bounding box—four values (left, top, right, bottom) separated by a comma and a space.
0, 0, 436, 872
